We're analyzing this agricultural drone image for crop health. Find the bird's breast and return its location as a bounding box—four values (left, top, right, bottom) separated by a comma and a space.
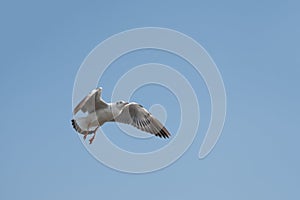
95, 108, 114, 123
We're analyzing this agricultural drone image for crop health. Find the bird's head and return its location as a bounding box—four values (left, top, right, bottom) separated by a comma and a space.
115, 101, 129, 109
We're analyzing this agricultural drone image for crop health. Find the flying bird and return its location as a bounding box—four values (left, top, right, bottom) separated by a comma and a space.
71, 87, 171, 144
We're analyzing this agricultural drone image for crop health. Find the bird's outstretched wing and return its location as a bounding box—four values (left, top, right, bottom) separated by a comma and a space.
73, 87, 108, 115
113, 103, 171, 138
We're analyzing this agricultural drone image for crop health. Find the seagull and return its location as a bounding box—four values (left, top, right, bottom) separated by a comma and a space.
71, 87, 171, 144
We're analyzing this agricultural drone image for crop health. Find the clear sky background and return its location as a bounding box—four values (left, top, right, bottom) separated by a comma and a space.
1, 0, 299, 199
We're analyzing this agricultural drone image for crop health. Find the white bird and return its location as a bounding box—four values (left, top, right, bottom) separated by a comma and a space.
71, 87, 171, 144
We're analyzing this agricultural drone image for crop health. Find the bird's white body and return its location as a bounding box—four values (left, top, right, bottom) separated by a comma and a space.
108, 102, 124, 119
75, 103, 124, 129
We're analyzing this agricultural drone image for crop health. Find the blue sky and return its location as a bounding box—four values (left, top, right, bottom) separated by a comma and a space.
1, 0, 299, 199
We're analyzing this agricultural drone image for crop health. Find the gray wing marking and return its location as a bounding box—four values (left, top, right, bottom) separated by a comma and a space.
114, 103, 171, 138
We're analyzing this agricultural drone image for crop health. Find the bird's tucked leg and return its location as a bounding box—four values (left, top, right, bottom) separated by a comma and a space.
83, 122, 92, 140
89, 126, 100, 144
83, 131, 89, 140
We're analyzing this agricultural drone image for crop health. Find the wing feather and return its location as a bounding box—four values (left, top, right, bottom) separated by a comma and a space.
114, 103, 171, 138
73, 87, 108, 115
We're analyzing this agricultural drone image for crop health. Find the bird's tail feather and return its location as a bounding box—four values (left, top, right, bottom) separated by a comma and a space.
71, 119, 93, 135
